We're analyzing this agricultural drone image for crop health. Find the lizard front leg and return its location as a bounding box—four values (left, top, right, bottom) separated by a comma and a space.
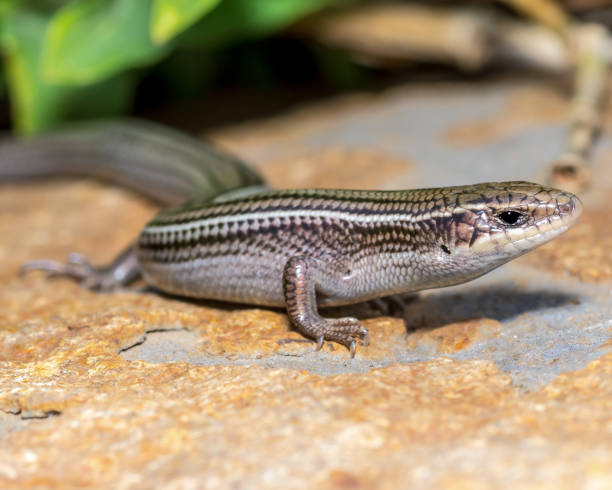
282, 255, 369, 357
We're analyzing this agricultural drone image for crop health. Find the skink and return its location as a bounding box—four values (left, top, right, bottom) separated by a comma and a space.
1, 120, 582, 356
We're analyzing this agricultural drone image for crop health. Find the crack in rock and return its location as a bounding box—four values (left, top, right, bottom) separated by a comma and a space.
118, 326, 189, 354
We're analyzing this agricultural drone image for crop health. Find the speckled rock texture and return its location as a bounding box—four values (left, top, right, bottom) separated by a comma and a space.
1, 79, 611, 489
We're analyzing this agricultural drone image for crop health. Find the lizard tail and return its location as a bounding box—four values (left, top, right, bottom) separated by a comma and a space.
0, 119, 267, 205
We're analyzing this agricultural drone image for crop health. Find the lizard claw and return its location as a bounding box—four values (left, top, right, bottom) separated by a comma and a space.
348, 339, 356, 358
315, 336, 324, 352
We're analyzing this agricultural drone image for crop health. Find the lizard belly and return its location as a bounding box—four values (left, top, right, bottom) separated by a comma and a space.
138, 248, 289, 307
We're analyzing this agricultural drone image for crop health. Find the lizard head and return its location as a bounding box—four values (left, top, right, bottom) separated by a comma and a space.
429, 181, 582, 285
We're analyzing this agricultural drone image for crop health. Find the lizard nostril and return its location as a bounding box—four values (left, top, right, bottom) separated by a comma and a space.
559, 195, 583, 222
559, 202, 571, 214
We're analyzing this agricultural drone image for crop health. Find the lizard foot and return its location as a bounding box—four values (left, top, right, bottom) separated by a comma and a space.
21, 253, 117, 290
370, 294, 418, 316
20, 245, 140, 292
312, 316, 370, 358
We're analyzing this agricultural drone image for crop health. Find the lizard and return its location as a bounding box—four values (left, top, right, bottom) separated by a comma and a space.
1, 119, 582, 356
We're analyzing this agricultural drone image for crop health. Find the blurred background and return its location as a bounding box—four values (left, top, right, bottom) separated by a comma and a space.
0, 1, 607, 129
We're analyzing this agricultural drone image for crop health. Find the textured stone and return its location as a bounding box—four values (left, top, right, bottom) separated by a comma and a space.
1, 350, 610, 488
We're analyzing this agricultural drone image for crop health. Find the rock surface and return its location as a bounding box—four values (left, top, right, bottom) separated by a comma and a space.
1, 78, 611, 488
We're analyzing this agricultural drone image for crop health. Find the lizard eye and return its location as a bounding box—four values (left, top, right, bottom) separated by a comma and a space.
497, 210, 525, 226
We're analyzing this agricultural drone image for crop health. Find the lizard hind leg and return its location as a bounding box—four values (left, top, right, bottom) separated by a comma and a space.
20, 244, 141, 291
282, 255, 370, 357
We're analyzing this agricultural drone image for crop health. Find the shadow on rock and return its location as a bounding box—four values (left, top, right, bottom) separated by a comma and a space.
398, 287, 580, 332
146, 285, 580, 334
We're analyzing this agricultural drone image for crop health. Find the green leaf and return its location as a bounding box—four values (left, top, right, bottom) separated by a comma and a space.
2, 8, 135, 133
0, 0, 17, 17
151, 0, 221, 44
43, 0, 168, 85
